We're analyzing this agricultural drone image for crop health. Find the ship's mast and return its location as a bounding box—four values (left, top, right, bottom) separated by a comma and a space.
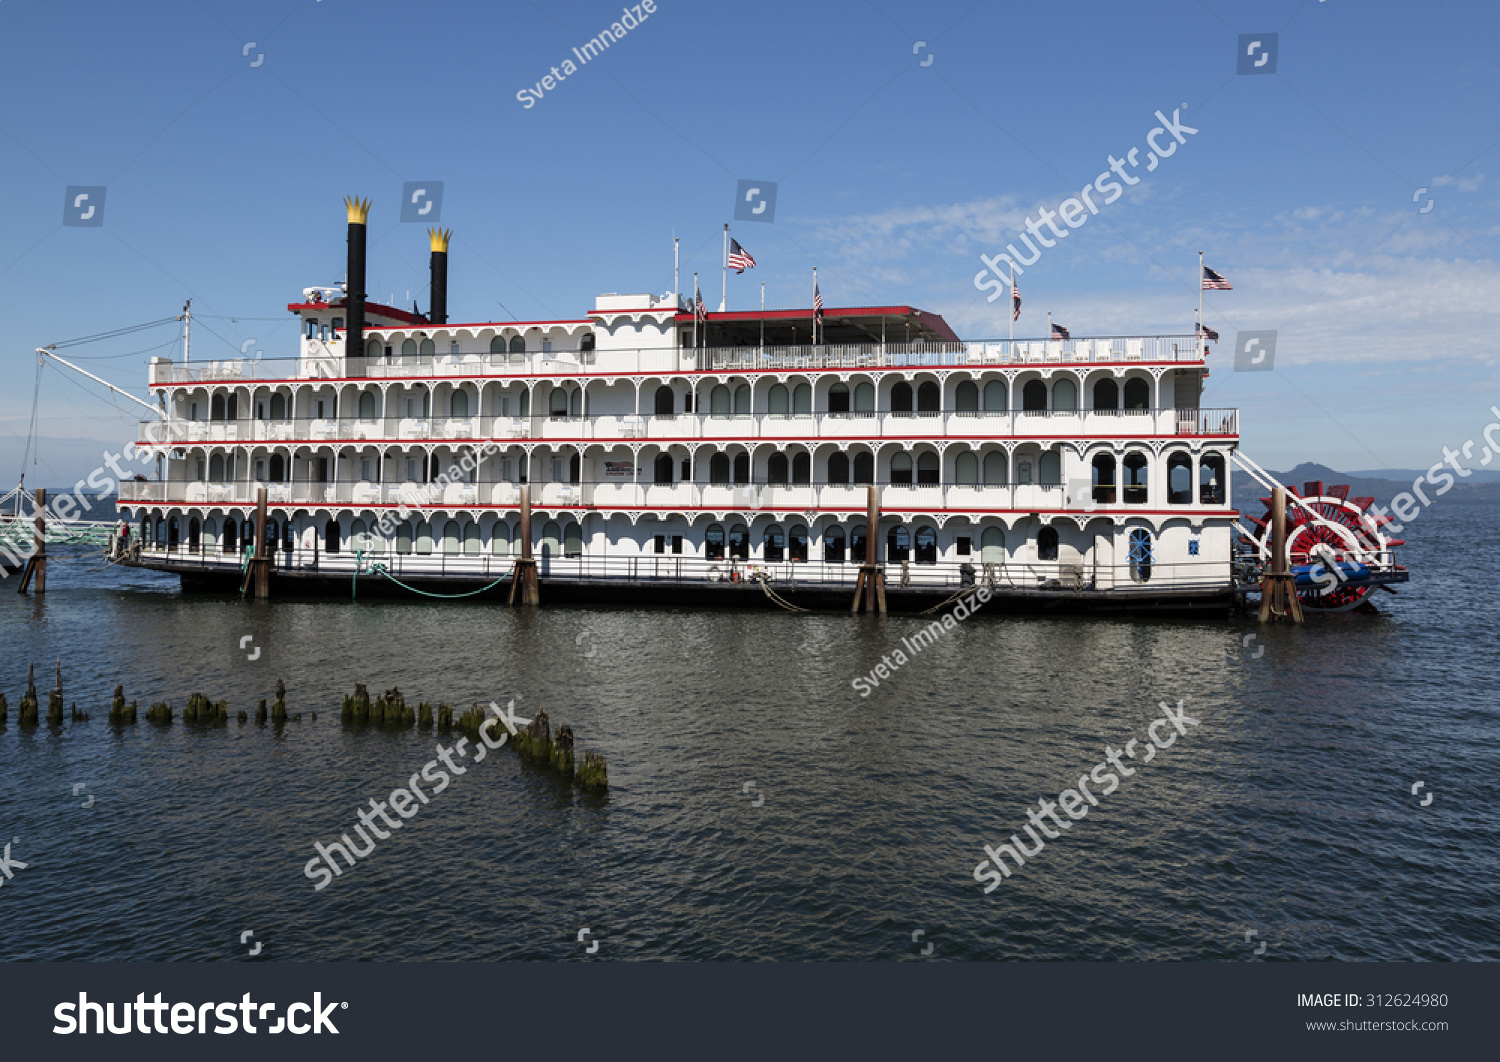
180, 299, 192, 363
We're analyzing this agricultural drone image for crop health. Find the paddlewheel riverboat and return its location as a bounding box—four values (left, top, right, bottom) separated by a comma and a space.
112, 198, 1405, 614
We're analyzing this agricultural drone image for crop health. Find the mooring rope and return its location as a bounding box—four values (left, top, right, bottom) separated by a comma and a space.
916, 583, 980, 615
755, 574, 812, 612
354, 549, 511, 600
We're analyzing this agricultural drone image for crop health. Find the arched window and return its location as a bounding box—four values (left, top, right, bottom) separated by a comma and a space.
450, 390, 469, 418
983, 451, 1007, 485
828, 382, 850, 413
1038, 526, 1059, 561
463, 522, 480, 555
732, 453, 750, 484
166, 516, 179, 550
1124, 378, 1150, 411
654, 385, 675, 416
983, 380, 1006, 412
850, 523, 868, 563
568, 452, 581, 484
549, 388, 569, 418
853, 452, 874, 484
917, 452, 940, 485
886, 525, 911, 561
283, 521, 295, 551
706, 523, 726, 560
793, 384, 812, 415
269, 394, 286, 420
728, 523, 749, 559
891, 452, 913, 484
792, 452, 810, 484
710, 385, 731, 416
1200, 452, 1226, 504
540, 520, 561, 558
823, 525, 846, 563
508, 335, 526, 362
768, 384, 789, 415
211, 394, 226, 420
350, 519, 367, 552
419, 338, 435, 360
917, 381, 940, 413
511, 522, 524, 555
402, 339, 417, 357
415, 519, 433, 555
890, 381, 913, 413
789, 524, 809, 562
1092, 453, 1117, 504
1167, 452, 1193, 504
490, 336, 506, 363
1022, 380, 1047, 413
359, 392, 376, 419
222, 518, 236, 551
397, 520, 414, 554
1094, 378, 1119, 411
1038, 451, 1062, 486
563, 522, 582, 557
441, 519, 460, 553
518, 389, 530, 417
325, 519, 341, 554
956, 451, 979, 485
1053, 379, 1078, 412
733, 385, 751, 415
763, 524, 785, 562
570, 389, 582, 416
767, 453, 789, 484
981, 526, 1005, 564
242, 520, 255, 550
914, 525, 937, 564
203, 518, 218, 551
828, 452, 850, 484
710, 453, 731, 483
491, 520, 511, 555
853, 382, 875, 415
1129, 528, 1154, 582
209, 454, 225, 483
956, 381, 979, 412
367, 338, 383, 359
1123, 452, 1149, 503
654, 453, 674, 484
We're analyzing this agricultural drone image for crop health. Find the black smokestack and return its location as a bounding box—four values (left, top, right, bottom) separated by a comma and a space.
344, 196, 370, 357
428, 227, 450, 325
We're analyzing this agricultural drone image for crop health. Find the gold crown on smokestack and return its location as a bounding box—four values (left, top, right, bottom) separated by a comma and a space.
344, 196, 371, 224
428, 227, 452, 253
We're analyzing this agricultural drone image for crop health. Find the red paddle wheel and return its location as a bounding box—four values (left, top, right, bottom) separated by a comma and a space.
1244, 481, 1405, 612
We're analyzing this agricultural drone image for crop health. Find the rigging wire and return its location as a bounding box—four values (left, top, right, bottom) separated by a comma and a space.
45, 316, 180, 350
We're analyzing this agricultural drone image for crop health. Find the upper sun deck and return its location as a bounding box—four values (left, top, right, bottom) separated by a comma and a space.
149, 334, 1208, 387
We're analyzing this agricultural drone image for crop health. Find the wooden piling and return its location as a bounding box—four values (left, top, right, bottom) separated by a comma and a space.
1258, 486, 1305, 624
47, 659, 64, 725
17, 488, 45, 594
510, 483, 540, 606
851, 485, 887, 614
18, 664, 38, 725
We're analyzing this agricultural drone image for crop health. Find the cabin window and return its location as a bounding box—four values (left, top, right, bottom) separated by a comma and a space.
956, 381, 979, 412
270, 394, 286, 419
768, 385, 789, 415
1053, 379, 1078, 412
710, 453, 730, 484
442, 519, 461, 554
1039, 451, 1062, 486
823, 526, 846, 563
359, 392, 376, 419
490, 336, 506, 364
451, 390, 469, 418
763, 524, 785, 562
367, 338, 383, 359
1123, 452, 1149, 503
1129, 528, 1154, 582
654, 453, 674, 484
853, 452, 874, 484
1124, 378, 1150, 411
305, 318, 318, 339
828, 452, 849, 484
733, 385, 751, 416
983, 451, 1007, 485
890, 381, 913, 413
1092, 454, 1117, 504
728, 523, 749, 560
397, 520, 413, 554
549, 388, 569, 418
491, 520, 511, 555
767, 453, 789, 484
891, 452, 913, 485
419, 339, 435, 360
540, 521, 561, 558
983, 380, 1006, 411
793, 384, 812, 415
733, 453, 750, 485
914, 525, 937, 564
1200, 452, 1226, 504
956, 451, 979, 485
1094, 378, 1119, 411
1167, 452, 1193, 504
710, 385, 731, 417
792, 452, 810, 484
1023, 380, 1047, 413
706, 523, 726, 560
563, 522, 582, 556
325, 519, 341, 554
350, 519, 368, 552
509, 335, 526, 363
828, 383, 850, 414
402, 339, 417, 357
654, 386, 675, 416
203, 518, 218, 550
850, 523, 868, 563
917, 381, 940, 413
788, 524, 809, 562
415, 520, 433, 555
917, 452, 940, 485
853, 382, 875, 415
1038, 526, 1059, 561
886, 525, 910, 562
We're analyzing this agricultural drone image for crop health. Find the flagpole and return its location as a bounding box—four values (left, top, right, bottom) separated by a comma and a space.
1197, 250, 1203, 342
693, 271, 699, 350
812, 267, 818, 346
721, 224, 729, 312
674, 234, 679, 300
1009, 261, 1015, 343
760, 282, 765, 353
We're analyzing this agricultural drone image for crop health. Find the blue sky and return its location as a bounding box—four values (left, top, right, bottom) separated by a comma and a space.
3, 0, 1498, 487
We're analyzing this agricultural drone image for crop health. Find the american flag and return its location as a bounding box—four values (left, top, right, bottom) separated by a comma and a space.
813, 280, 824, 319
1050, 322, 1070, 340
1011, 280, 1021, 322
1199, 323, 1220, 343
695, 281, 707, 322
727, 238, 755, 273
1201, 266, 1232, 290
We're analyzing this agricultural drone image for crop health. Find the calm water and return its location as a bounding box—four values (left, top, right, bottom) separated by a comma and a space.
0, 501, 1496, 961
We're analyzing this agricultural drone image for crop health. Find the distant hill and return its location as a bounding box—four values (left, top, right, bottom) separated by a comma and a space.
1231, 461, 1500, 516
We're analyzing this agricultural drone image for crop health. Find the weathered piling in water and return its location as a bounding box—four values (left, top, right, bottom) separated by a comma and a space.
184, 693, 229, 725
147, 701, 173, 724
109, 686, 137, 724
552, 724, 575, 775
19, 664, 39, 725
578, 751, 608, 790
47, 660, 64, 725
69, 702, 88, 722
418, 701, 433, 729
436, 703, 453, 731
271, 679, 287, 722
256, 698, 267, 724
237, 710, 248, 724
341, 684, 414, 728
0, 692, 7, 725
